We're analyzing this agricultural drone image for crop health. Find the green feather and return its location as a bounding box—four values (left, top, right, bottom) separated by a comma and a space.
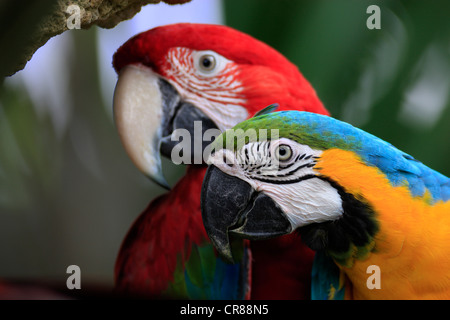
210, 111, 363, 154
252, 104, 279, 117
185, 245, 205, 289
163, 255, 188, 298
198, 244, 217, 284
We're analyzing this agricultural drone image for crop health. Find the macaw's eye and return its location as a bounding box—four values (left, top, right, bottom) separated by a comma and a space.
199, 54, 216, 72
275, 144, 292, 161
193, 50, 230, 77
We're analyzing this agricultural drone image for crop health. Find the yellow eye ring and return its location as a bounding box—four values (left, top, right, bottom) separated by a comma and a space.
198, 54, 216, 72
275, 144, 292, 161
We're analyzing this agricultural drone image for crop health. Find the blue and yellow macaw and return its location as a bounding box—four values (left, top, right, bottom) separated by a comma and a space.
201, 109, 450, 299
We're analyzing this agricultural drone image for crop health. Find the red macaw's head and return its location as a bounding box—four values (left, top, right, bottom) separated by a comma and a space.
112, 23, 328, 187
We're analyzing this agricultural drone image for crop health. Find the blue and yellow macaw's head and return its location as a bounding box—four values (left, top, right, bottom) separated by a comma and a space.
201, 110, 450, 266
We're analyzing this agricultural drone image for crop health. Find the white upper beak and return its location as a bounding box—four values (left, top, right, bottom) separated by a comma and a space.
113, 64, 169, 188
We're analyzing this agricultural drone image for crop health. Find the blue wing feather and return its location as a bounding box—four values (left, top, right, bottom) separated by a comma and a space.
311, 251, 345, 300
184, 242, 249, 299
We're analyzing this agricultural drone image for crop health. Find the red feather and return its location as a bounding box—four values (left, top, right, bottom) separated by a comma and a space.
115, 166, 208, 296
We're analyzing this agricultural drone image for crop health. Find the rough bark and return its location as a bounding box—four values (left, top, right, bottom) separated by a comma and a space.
1, 0, 191, 77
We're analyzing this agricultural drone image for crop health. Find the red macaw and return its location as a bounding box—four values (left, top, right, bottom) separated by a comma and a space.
112, 23, 328, 299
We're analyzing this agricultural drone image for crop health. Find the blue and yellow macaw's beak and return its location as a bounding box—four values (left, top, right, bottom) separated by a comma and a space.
113, 65, 217, 189
201, 165, 292, 263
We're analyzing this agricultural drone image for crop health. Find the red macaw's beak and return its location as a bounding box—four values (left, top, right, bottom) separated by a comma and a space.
113, 64, 218, 188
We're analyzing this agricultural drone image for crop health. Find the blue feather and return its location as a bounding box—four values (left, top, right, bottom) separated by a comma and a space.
183, 242, 248, 299
256, 111, 450, 203
311, 251, 345, 300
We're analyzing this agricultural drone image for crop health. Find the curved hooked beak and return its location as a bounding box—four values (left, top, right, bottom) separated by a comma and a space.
113, 64, 218, 188
201, 165, 292, 263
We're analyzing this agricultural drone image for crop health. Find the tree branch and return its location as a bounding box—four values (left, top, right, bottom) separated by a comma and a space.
1, 0, 191, 77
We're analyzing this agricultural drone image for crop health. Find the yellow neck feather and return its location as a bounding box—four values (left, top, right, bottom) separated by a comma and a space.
318, 149, 450, 299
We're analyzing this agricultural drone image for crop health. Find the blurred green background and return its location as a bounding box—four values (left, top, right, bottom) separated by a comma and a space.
0, 0, 449, 289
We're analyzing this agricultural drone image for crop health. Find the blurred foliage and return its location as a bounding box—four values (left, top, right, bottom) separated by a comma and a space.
0, 86, 60, 209
0, 28, 181, 284
225, 0, 450, 176
0, 0, 448, 288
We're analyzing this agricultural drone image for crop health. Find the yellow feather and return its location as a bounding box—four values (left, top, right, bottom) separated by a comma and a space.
317, 149, 450, 299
